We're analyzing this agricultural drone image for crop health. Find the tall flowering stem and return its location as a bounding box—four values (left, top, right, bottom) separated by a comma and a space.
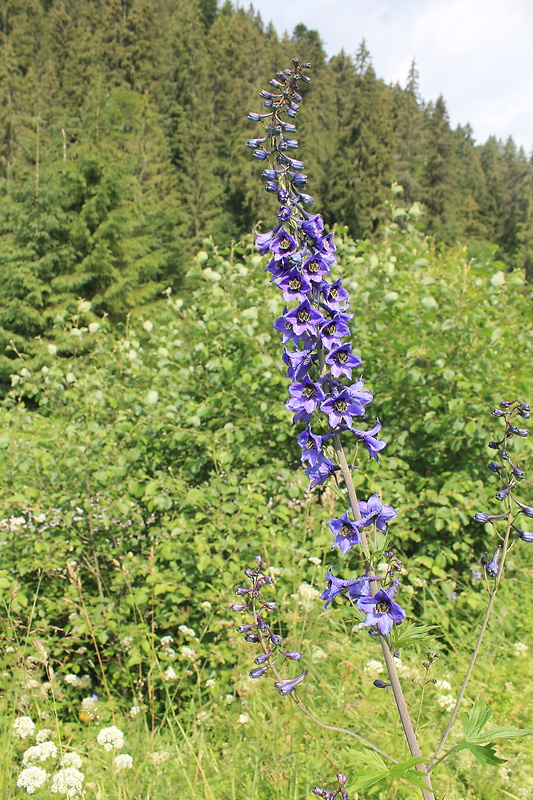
246, 60, 434, 799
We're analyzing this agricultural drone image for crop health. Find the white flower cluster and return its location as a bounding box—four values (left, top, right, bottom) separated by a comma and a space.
148, 750, 170, 766
22, 741, 58, 765
114, 754, 133, 771
13, 716, 36, 739
17, 766, 49, 794
291, 582, 321, 611
61, 753, 83, 770
50, 767, 84, 797
35, 729, 53, 743
96, 726, 124, 751
178, 625, 196, 638
436, 693, 457, 712
64, 674, 91, 689
164, 666, 177, 680
180, 646, 196, 660
160, 635, 174, 647
364, 659, 385, 674
513, 641, 528, 654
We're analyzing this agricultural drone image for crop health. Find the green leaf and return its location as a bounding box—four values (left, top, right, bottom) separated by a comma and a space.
390, 621, 439, 650
455, 740, 506, 766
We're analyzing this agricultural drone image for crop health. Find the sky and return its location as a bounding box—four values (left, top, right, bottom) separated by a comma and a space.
244, 0, 533, 152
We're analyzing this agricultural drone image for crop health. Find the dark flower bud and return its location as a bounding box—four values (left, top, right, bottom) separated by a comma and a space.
244, 633, 260, 643
270, 633, 282, 645
253, 149, 269, 160
512, 524, 533, 542
501, 448, 510, 460
259, 90, 272, 99
273, 670, 307, 695
488, 440, 500, 449
473, 511, 509, 523
247, 112, 263, 122
269, 79, 284, 88
488, 461, 502, 472
510, 426, 528, 437
235, 587, 251, 595
264, 575, 274, 584
485, 546, 501, 577
230, 603, 249, 612
519, 409, 531, 419
293, 91, 303, 102
492, 409, 505, 417
500, 400, 513, 407
282, 123, 296, 132
513, 498, 533, 518
312, 789, 327, 798
259, 601, 277, 611
254, 648, 277, 665
512, 466, 526, 480
280, 650, 301, 660
244, 568, 255, 577
495, 483, 513, 501
249, 665, 270, 679
237, 623, 257, 633
286, 107, 297, 118
520, 402, 530, 411
373, 680, 391, 688
265, 181, 277, 193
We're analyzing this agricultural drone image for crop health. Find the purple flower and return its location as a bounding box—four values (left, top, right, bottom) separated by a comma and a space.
321, 569, 375, 609
357, 579, 406, 635
297, 425, 330, 465
286, 378, 325, 417
255, 229, 277, 254
325, 344, 362, 379
305, 456, 340, 488
282, 347, 316, 381
351, 418, 387, 461
321, 387, 367, 429
356, 494, 398, 532
512, 497, 533, 518
319, 312, 352, 348
301, 214, 324, 238
276, 268, 312, 303
473, 512, 509, 523
281, 300, 324, 338
301, 252, 332, 283
321, 279, 350, 311
512, 524, 533, 542
346, 378, 373, 416
484, 546, 501, 577
270, 228, 298, 258
328, 512, 360, 555
273, 670, 308, 695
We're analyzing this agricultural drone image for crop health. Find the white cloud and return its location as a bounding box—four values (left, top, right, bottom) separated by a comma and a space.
247, 0, 533, 149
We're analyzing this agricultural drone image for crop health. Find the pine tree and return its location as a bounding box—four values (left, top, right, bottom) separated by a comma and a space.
421, 95, 458, 242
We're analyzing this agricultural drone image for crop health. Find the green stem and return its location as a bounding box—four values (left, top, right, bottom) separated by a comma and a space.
318, 345, 435, 800
429, 511, 514, 768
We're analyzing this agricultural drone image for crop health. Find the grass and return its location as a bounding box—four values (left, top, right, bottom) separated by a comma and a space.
1, 546, 533, 800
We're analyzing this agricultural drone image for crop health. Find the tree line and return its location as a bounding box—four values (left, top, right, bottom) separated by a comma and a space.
0, 0, 531, 380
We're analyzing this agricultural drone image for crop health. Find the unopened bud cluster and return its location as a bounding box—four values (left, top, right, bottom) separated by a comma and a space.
312, 772, 349, 799
232, 556, 307, 695
474, 399, 531, 576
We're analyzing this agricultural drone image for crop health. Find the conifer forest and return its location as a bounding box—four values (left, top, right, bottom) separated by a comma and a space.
1, 2, 533, 799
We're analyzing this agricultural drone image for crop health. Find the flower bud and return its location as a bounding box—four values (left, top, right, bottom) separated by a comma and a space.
249, 665, 270, 679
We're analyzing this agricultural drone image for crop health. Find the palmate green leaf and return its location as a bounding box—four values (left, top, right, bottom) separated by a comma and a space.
389, 621, 440, 650
347, 749, 428, 793
455, 740, 506, 766
460, 698, 494, 739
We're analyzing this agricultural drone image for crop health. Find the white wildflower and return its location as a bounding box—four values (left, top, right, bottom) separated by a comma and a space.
434, 679, 452, 691
17, 766, 49, 794
164, 667, 177, 681
88, 322, 100, 334
196, 710, 210, 723
114, 754, 133, 771
205, 679, 216, 688
35, 729, 53, 743
22, 741, 58, 765
50, 767, 85, 796
60, 753, 83, 770
437, 694, 456, 712
143, 320, 154, 332
178, 625, 196, 638
160, 635, 174, 647
77, 675, 91, 689
200, 601, 212, 610
149, 751, 170, 766
120, 636, 134, 650
310, 645, 328, 661
24, 679, 41, 690
308, 556, 322, 566
364, 659, 385, 674
13, 716, 36, 739
129, 706, 141, 718
225, 694, 235, 704
64, 674, 80, 686
513, 642, 528, 654
238, 714, 249, 724
292, 583, 320, 611
180, 646, 196, 660
96, 726, 124, 751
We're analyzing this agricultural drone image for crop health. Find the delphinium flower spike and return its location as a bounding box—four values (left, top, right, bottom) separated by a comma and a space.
245, 60, 435, 800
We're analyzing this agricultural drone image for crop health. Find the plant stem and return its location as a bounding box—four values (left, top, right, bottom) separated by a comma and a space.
429, 513, 514, 769
318, 346, 435, 799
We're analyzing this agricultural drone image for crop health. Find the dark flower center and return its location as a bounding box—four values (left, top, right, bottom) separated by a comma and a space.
334, 399, 347, 413
307, 259, 320, 274
279, 236, 291, 250
324, 323, 336, 337
376, 600, 391, 614
340, 524, 353, 537
336, 351, 348, 364
297, 309, 311, 323
303, 386, 316, 399
330, 287, 338, 299
289, 277, 302, 290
